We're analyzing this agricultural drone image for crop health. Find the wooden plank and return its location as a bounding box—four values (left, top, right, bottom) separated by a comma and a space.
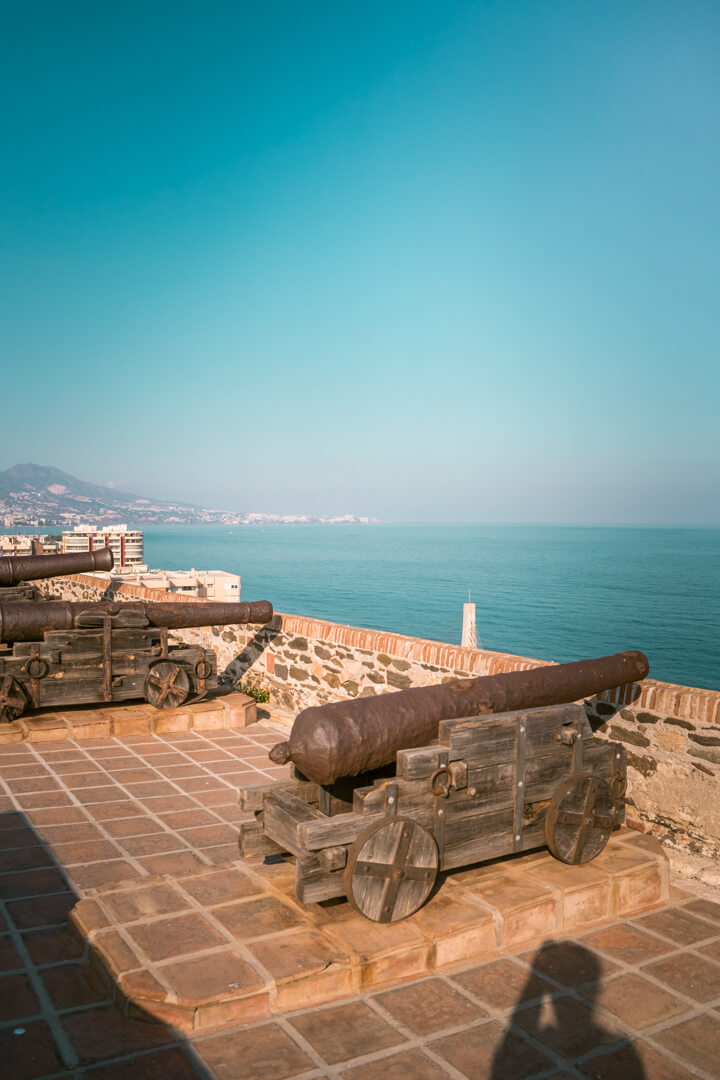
448, 743, 614, 820
512, 718, 528, 852
443, 714, 559, 768
353, 776, 428, 815
263, 789, 325, 858
239, 816, 287, 858
295, 855, 346, 903
396, 704, 588, 780
102, 617, 112, 702
238, 779, 320, 812
298, 811, 385, 851
318, 845, 347, 872
442, 816, 546, 871
440, 703, 586, 741
395, 742, 444, 780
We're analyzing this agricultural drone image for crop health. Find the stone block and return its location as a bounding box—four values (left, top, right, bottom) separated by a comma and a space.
409, 891, 497, 967
152, 709, 192, 733
124, 994, 196, 1031
0, 721, 25, 745
222, 692, 257, 728
160, 948, 266, 1005
561, 880, 612, 929
106, 707, 153, 737
89, 928, 141, 977
68, 897, 111, 943
503, 898, 557, 948
188, 700, 226, 731
462, 871, 558, 948
197, 991, 271, 1029
526, 858, 612, 931
20, 716, 70, 742
613, 862, 665, 915
66, 710, 112, 741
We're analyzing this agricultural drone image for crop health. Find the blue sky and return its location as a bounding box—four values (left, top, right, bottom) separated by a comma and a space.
2, 1, 718, 522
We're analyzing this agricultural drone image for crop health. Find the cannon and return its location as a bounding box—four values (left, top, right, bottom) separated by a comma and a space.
0, 549, 114, 601
0, 599, 273, 722
238, 651, 647, 922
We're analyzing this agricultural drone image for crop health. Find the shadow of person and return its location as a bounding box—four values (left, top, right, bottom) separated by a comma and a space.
490, 940, 646, 1079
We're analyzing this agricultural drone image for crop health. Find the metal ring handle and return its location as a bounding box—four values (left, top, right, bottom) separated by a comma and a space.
429, 766, 453, 798
24, 657, 49, 680
194, 658, 212, 679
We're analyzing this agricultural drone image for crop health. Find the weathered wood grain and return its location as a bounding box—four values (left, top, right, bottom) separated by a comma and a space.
295, 854, 346, 903
317, 845, 347, 871
238, 779, 320, 812
263, 789, 325, 857
239, 816, 286, 858
344, 818, 438, 922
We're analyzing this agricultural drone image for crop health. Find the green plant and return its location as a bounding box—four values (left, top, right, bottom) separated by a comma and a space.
237, 673, 270, 704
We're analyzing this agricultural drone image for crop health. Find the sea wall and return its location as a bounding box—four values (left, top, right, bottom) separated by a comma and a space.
35, 574, 720, 860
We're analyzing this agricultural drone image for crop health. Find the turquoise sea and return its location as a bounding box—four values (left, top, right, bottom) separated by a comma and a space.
133, 524, 719, 693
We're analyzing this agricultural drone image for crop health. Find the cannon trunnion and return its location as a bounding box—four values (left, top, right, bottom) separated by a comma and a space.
239, 702, 627, 923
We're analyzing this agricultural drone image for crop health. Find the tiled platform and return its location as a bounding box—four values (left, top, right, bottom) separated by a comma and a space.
1, 721, 719, 1079
69, 831, 669, 1031
62, 829, 669, 1032
0, 690, 257, 745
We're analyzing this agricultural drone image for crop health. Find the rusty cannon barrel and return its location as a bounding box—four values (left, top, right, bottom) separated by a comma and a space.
0, 599, 273, 642
269, 650, 649, 785
0, 548, 114, 586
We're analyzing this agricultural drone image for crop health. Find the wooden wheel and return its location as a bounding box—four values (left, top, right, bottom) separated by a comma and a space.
343, 816, 438, 923
545, 773, 617, 865
0, 675, 28, 723
144, 661, 192, 710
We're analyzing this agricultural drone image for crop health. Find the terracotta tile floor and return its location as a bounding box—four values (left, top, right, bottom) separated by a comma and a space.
0, 721, 719, 1078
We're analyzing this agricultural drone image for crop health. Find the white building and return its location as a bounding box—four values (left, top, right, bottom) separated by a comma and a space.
61, 524, 144, 569
0, 534, 62, 556
114, 568, 241, 601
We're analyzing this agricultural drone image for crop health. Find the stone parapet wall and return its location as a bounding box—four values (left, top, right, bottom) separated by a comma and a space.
33, 573, 720, 859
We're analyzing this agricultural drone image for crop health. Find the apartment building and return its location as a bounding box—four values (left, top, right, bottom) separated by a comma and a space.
113, 568, 241, 601
61, 524, 145, 568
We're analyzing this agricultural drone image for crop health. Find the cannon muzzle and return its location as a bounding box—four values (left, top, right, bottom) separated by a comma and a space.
269, 650, 650, 784
0, 599, 273, 642
0, 549, 114, 586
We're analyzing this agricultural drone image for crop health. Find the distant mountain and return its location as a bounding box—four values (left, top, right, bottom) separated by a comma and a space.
0, 463, 210, 524
0, 463, 375, 528
1, 463, 148, 504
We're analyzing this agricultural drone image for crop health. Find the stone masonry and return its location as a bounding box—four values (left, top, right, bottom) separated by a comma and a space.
32, 574, 720, 861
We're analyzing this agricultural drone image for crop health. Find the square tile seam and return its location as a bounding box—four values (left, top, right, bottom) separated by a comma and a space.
2, 740, 207, 886
79, 851, 684, 1030
435, 836, 669, 949
85, 871, 294, 1009
0, 892, 83, 1071
1, 725, 716, 1071
0, 726, 286, 890
0, 719, 285, 767
184, 950, 712, 1080
1, 950, 716, 1080
4, 902, 718, 1079
2, 816, 679, 984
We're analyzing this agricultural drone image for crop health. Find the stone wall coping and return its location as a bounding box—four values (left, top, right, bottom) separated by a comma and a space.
43, 573, 720, 725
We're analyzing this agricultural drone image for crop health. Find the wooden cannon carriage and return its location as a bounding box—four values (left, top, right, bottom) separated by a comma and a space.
238, 650, 648, 923
0, 599, 273, 723
239, 702, 627, 923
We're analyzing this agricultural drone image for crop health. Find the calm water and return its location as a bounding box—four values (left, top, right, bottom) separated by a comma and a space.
131, 524, 720, 692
